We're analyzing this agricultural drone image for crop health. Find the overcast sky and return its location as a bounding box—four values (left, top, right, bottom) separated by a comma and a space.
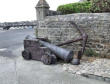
0, 0, 79, 22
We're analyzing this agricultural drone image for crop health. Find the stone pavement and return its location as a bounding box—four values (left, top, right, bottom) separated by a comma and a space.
0, 47, 109, 84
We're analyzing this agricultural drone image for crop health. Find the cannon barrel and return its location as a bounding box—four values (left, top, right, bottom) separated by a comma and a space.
39, 40, 74, 62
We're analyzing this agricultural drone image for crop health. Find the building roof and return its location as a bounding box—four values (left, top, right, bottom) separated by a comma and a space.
36, 0, 50, 8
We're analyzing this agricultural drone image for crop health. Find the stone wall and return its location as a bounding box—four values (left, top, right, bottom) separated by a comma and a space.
37, 13, 110, 57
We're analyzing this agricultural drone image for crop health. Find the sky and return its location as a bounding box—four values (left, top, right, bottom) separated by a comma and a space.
0, 0, 79, 22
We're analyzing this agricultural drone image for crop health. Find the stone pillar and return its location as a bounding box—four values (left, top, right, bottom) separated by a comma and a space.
35, 0, 50, 20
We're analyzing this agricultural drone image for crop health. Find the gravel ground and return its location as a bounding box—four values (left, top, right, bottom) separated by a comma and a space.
63, 59, 110, 78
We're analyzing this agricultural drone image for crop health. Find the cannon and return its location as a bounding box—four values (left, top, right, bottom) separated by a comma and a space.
22, 36, 74, 65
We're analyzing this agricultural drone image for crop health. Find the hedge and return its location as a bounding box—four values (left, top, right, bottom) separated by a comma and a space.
57, 1, 92, 14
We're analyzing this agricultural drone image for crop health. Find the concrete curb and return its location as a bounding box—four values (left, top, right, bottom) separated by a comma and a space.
81, 73, 110, 83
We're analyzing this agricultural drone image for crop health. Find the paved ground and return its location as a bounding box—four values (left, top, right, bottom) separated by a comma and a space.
0, 29, 109, 84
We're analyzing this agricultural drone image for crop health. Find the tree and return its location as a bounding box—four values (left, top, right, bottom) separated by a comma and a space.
90, 0, 110, 12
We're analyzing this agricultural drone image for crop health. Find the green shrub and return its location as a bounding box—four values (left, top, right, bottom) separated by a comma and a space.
90, 0, 110, 13
84, 48, 99, 57
57, 1, 92, 14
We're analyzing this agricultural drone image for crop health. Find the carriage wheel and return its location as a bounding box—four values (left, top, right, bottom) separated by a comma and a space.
22, 50, 32, 60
